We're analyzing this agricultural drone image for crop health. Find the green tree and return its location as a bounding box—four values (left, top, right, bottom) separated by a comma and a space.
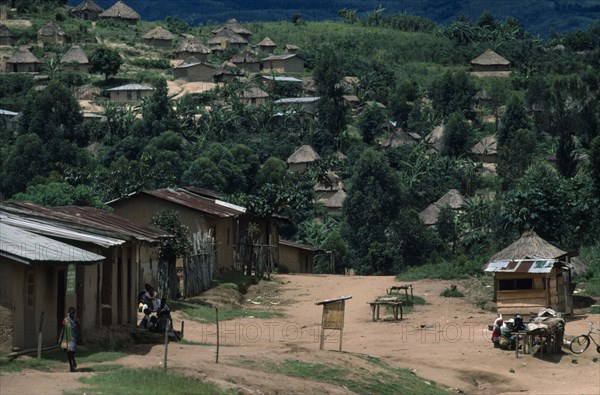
498, 96, 529, 146
255, 157, 287, 188
357, 102, 386, 145
430, 71, 475, 119
497, 128, 537, 188
441, 112, 473, 157
89, 47, 123, 81
11, 182, 105, 208
1, 133, 49, 197
342, 149, 406, 274
590, 136, 600, 199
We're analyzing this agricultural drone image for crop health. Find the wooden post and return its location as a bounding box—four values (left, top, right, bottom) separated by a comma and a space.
215, 307, 219, 363
163, 319, 169, 371
181, 321, 185, 338
37, 311, 45, 359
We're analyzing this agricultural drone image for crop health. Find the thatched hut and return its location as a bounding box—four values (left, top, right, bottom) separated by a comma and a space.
484, 231, 577, 316
323, 189, 347, 217
287, 145, 321, 172
418, 189, 466, 227
231, 47, 261, 73
0, 23, 15, 46
425, 124, 444, 153
470, 135, 497, 163
208, 29, 248, 52
143, 26, 174, 48
6, 48, 41, 73
60, 45, 89, 73
99, 1, 141, 25
381, 128, 421, 148
470, 49, 510, 76
71, 0, 104, 21
37, 21, 68, 45
240, 84, 269, 106
212, 61, 244, 83
258, 37, 277, 53
284, 44, 299, 54
173, 36, 210, 61
211, 18, 252, 40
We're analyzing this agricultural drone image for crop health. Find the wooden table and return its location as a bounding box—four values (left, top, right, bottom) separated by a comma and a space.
386, 285, 414, 306
368, 297, 403, 321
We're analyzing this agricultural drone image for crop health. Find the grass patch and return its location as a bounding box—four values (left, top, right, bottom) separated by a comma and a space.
67, 368, 228, 395
591, 305, 600, 314
237, 355, 446, 395
440, 285, 465, 298
211, 271, 261, 294
87, 364, 123, 372
0, 355, 60, 373
178, 339, 213, 346
170, 300, 281, 323
39, 348, 128, 364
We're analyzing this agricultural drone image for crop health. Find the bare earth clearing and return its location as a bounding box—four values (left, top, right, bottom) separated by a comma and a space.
2, 275, 599, 395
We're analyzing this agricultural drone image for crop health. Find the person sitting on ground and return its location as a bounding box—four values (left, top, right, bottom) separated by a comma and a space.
138, 308, 152, 329
156, 298, 172, 332
142, 284, 160, 311
491, 318, 503, 347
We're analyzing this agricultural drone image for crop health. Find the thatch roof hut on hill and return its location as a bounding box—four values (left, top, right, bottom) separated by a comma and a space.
470, 135, 497, 163
99, 1, 141, 25
60, 45, 89, 73
6, 47, 41, 73
173, 56, 215, 82
240, 84, 269, 106
258, 37, 277, 53
470, 49, 510, 76
173, 36, 210, 61
37, 21, 68, 45
143, 26, 174, 48
287, 145, 321, 172
71, 0, 104, 21
381, 128, 420, 148
0, 23, 15, 46
212, 18, 252, 40
425, 124, 444, 153
418, 189, 466, 227
231, 47, 261, 72
208, 29, 248, 52
284, 44, 299, 53
323, 189, 347, 217
212, 61, 244, 83
484, 230, 578, 316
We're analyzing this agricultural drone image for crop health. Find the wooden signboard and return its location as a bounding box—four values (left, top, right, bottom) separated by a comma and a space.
316, 295, 352, 351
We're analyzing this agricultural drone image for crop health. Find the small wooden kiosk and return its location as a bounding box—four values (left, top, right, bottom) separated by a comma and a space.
315, 295, 352, 351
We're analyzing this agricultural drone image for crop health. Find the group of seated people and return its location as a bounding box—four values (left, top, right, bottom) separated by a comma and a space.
138, 283, 172, 332
491, 315, 527, 349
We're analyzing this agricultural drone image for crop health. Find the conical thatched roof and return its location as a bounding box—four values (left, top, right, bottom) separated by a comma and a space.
143, 26, 174, 40
72, 0, 104, 13
174, 36, 210, 54
230, 47, 259, 63
37, 21, 67, 37
100, 1, 140, 20
208, 29, 248, 45
426, 124, 444, 152
241, 84, 268, 99
213, 61, 243, 76
333, 151, 347, 160
418, 189, 466, 226
470, 135, 497, 155
285, 44, 299, 52
7, 48, 41, 64
258, 37, 276, 47
490, 230, 568, 261
287, 145, 321, 164
212, 18, 252, 37
314, 171, 343, 192
324, 189, 347, 209
381, 128, 417, 148
471, 49, 510, 66
61, 45, 89, 64
0, 23, 15, 38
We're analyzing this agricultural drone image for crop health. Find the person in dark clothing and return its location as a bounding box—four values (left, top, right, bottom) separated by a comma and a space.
60, 307, 80, 372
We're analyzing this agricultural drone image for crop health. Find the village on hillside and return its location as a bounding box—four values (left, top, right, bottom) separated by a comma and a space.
0, 1, 599, 394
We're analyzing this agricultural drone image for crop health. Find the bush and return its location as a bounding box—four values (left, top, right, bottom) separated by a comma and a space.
440, 284, 464, 297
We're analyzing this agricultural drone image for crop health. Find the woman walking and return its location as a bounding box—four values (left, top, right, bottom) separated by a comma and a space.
60, 306, 80, 372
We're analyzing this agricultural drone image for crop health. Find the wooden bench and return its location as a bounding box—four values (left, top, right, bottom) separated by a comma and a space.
368, 297, 403, 321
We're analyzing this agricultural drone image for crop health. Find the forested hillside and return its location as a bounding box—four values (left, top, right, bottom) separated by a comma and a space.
1, 1, 599, 292
65, 0, 600, 36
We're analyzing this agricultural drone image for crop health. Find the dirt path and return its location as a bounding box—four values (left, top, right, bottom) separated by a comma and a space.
2, 275, 599, 394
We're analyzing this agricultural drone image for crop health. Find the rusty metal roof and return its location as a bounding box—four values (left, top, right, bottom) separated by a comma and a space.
0, 202, 170, 243
279, 239, 323, 252
109, 188, 246, 218
484, 259, 558, 274
1, 223, 105, 265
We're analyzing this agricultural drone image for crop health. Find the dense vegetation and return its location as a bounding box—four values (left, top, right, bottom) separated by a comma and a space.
1, 3, 599, 290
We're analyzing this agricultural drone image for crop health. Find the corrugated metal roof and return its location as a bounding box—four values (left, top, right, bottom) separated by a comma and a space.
279, 239, 322, 252
274, 97, 319, 104
1, 223, 105, 265
261, 75, 303, 83
0, 202, 170, 243
484, 259, 557, 273
107, 84, 154, 91
0, 109, 19, 116
108, 188, 246, 218
0, 213, 124, 248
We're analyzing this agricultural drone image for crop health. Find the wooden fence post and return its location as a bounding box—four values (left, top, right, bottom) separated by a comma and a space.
37, 311, 45, 359
163, 319, 170, 371
215, 307, 220, 363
